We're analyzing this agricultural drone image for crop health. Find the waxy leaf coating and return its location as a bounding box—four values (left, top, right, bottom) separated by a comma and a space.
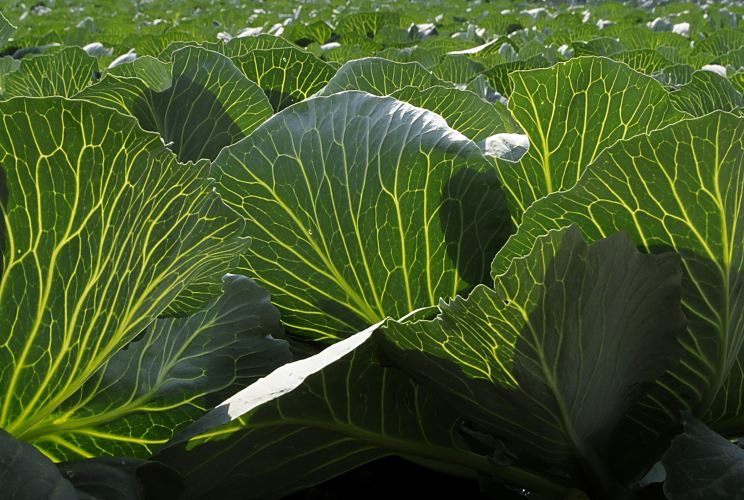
212, 90, 513, 340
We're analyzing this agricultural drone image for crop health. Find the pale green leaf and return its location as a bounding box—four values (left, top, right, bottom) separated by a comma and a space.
318, 57, 448, 96
212, 91, 513, 340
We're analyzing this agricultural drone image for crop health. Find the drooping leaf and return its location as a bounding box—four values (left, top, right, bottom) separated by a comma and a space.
390, 85, 516, 141
0, 97, 248, 441
669, 70, 744, 116
231, 47, 336, 111
318, 57, 448, 96
212, 91, 513, 340
382, 226, 684, 491
77, 46, 273, 163
153, 323, 569, 500
490, 112, 744, 434
494, 56, 686, 220
4, 47, 97, 97
662, 416, 744, 500
26, 275, 290, 460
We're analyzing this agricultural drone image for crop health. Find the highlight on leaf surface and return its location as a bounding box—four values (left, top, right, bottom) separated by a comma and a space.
77, 45, 274, 163
211, 90, 514, 341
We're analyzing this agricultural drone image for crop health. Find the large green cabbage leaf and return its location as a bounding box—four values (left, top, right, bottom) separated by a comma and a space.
0, 97, 252, 448
491, 112, 744, 435
382, 225, 685, 492
494, 56, 686, 220
212, 90, 513, 340
76, 46, 273, 163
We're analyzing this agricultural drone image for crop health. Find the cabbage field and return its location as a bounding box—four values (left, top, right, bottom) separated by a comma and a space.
0, 0, 743, 498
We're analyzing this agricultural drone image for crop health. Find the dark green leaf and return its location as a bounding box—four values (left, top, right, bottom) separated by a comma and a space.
662, 415, 744, 500
382, 226, 684, 489
491, 112, 744, 435
0, 429, 76, 500
27, 275, 290, 460
154, 323, 568, 500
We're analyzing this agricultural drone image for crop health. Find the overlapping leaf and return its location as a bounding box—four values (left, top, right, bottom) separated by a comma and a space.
431, 55, 485, 84
154, 323, 567, 500
336, 12, 403, 38
669, 70, 744, 116
0, 97, 248, 441
3, 47, 96, 97
479, 55, 549, 97
0, 11, 15, 48
77, 46, 273, 163
611, 49, 672, 75
495, 56, 686, 220
491, 112, 744, 434
212, 91, 513, 340
107, 56, 172, 91
158, 36, 295, 63
25, 275, 290, 460
0, 429, 183, 500
390, 85, 517, 141
693, 30, 744, 57
231, 47, 336, 110
382, 226, 684, 488
662, 416, 744, 500
319, 57, 447, 95
0, 57, 19, 95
